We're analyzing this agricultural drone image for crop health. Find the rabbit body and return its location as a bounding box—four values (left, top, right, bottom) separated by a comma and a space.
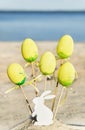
32, 90, 55, 126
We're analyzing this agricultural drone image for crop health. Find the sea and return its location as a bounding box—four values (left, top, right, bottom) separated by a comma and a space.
0, 11, 85, 42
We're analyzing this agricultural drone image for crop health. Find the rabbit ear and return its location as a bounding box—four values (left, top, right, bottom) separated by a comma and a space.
44, 95, 55, 100
41, 90, 51, 97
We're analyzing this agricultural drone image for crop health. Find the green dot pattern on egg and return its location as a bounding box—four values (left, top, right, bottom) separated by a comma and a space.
21, 38, 38, 62
39, 51, 56, 75
7, 63, 26, 85
58, 61, 76, 87
56, 35, 74, 58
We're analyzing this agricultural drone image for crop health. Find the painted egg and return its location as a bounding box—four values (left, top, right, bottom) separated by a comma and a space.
21, 38, 38, 62
56, 35, 74, 58
39, 51, 56, 75
7, 63, 26, 85
58, 62, 76, 87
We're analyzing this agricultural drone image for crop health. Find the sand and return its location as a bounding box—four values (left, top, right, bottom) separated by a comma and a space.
0, 42, 85, 130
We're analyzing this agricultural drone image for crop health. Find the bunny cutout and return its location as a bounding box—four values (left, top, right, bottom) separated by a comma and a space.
32, 90, 55, 126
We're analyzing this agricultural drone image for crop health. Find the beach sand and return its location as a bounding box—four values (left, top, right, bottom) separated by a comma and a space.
0, 42, 85, 130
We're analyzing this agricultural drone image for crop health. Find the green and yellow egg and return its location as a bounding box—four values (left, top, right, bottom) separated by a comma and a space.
7, 63, 26, 85
58, 61, 76, 87
56, 35, 74, 58
39, 51, 56, 75
21, 38, 38, 62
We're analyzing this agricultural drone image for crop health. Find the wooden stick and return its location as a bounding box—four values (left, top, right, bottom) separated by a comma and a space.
53, 87, 64, 120
44, 76, 47, 91
52, 81, 59, 111
50, 78, 52, 88
31, 62, 38, 96
24, 62, 30, 68
5, 75, 42, 94
31, 62, 35, 77
20, 85, 32, 114
59, 88, 68, 107
25, 74, 42, 85
47, 75, 53, 88
5, 85, 19, 94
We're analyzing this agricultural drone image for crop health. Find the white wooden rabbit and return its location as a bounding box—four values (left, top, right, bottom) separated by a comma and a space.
32, 90, 55, 126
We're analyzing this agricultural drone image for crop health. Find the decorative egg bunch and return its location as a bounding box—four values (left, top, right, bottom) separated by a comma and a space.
7, 34, 77, 121
56, 35, 75, 87
52, 35, 77, 118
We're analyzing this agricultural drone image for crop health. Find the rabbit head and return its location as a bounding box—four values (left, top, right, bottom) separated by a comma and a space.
33, 97, 44, 105
33, 90, 55, 105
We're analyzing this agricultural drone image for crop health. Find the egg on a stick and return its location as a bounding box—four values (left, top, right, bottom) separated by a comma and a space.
21, 38, 38, 63
21, 38, 39, 96
7, 63, 32, 114
56, 35, 74, 59
39, 51, 56, 90
58, 61, 76, 87
7, 63, 26, 85
54, 61, 77, 119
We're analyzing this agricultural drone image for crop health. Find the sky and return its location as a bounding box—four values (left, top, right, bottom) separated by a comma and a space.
0, 0, 85, 11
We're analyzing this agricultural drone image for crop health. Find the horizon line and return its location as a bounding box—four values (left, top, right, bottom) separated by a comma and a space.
0, 10, 85, 13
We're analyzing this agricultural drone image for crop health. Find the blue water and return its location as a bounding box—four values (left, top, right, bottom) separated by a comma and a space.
0, 11, 85, 42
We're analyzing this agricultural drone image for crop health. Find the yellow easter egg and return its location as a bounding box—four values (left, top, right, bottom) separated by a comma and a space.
58, 62, 76, 87
21, 38, 38, 62
39, 51, 56, 75
56, 35, 74, 58
7, 63, 26, 85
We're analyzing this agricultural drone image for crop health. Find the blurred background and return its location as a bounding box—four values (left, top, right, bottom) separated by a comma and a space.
0, 0, 85, 42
